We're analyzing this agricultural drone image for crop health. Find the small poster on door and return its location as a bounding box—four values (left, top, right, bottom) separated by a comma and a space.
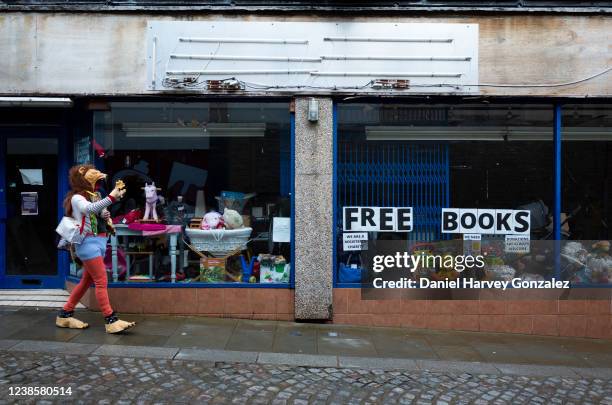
21, 192, 39, 216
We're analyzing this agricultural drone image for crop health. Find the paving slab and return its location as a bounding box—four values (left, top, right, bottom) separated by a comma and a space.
571, 367, 612, 379
317, 336, 378, 357
113, 332, 170, 347
93, 344, 178, 359
272, 326, 318, 355
258, 352, 337, 367
372, 335, 439, 359
67, 329, 123, 345
339, 356, 419, 370
494, 363, 580, 377
0, 339, 20, 350
175, 348, 259, 363
417, 359, 501, 375
10, 340, 98, 355
225, 329, 275, 352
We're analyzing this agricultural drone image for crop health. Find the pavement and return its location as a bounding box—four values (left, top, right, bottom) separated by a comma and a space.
0, 306, 611, 403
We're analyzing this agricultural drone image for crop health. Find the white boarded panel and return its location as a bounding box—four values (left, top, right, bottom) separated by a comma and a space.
147, 21, 478, 94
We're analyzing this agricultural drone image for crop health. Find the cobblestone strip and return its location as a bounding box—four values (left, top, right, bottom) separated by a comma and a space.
0, 350, 611, 404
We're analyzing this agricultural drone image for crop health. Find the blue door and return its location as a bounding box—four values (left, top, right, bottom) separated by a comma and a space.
0, 134, 66, 288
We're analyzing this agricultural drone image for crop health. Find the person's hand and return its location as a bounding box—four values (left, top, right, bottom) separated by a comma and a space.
102, 209, 111, 220
110, 186, 126, 200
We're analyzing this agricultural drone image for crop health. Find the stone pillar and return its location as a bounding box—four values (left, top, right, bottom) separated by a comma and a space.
294, 97, 334, 320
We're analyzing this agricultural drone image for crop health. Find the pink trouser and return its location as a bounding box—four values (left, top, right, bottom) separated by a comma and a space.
63, 256, 113, 317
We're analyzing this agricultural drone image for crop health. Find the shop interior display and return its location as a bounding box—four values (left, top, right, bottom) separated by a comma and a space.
78, 102, 292, 284
336, 103, 611, 285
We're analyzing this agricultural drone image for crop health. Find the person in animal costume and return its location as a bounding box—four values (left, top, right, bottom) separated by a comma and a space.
56, 164, 136, 334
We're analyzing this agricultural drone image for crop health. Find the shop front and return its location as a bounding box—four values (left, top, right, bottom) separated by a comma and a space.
2, 10, 612, 336
332, 101, 612, 336
61, 100, 296, 317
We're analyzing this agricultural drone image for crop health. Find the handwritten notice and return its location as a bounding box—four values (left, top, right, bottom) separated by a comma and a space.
343, 232, 368, 251
272, 217, 291, 243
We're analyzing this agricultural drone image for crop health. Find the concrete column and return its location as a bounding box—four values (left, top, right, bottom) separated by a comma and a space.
294, 97, 333, 320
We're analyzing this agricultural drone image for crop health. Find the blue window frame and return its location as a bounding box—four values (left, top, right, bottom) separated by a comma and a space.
333, 101, 612, 288
66, 100, 295, 289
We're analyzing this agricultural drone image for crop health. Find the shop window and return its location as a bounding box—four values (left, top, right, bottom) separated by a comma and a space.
336, 103, 556, 285
83, 102, 292, 285
561, 104, 612, 285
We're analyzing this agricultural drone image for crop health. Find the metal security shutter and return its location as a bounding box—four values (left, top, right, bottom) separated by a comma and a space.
338, 141, 449, 241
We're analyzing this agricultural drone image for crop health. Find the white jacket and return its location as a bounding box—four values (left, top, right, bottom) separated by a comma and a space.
71, 194, 114, 235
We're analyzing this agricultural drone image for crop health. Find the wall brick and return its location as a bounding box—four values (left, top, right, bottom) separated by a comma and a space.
332, 290, 348, 315
109, 288, 144, 314
275, 290, 294, 315
426, 315, 453, 330
372, 314, 405, 327
532, 315, 559, 336
559, 315, 587, 337
346, 288, 371, 314
334, 314, 372, 326
479, 300, 506, 315
451, 300, 479, 314
223, 289, 252, 314
400, 314, 427, 329
585, 300, 611, 315
559, 300, 586, 315
507, 300, 557, 315
479, 315, 508, 333
401, 300, 430, 314
250, 290, 276, 314
141, 289, 172, 314
369, 299, 403, 315
197, 289, 224, 314
585, 315, 612, 339
170, 289, 197, 315
452, 315, 479, 331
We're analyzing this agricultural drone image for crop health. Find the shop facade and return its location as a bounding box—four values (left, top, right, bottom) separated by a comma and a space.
1, 3, 611, 338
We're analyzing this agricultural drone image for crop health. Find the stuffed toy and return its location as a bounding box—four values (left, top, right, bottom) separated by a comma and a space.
587, 241, 612, 284
56, 164, 136, 334
201, 211, 224, 230
142, 182, 162, 221
223, 208, 244, 229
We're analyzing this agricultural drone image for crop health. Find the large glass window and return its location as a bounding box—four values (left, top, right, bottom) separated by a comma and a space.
561, 104, 612, 285
84, 101, 292, 285
336, 102, 556, 285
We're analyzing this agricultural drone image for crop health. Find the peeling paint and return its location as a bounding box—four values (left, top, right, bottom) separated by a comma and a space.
1, 12, 611, 97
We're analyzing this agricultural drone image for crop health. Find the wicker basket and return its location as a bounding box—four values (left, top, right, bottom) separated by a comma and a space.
185, 227, 252, 257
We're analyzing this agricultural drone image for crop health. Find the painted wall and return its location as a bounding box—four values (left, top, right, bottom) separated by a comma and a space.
1, 12, 610, 97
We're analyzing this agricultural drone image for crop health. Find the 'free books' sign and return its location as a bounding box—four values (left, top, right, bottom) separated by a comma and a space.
343, 207, 530, 235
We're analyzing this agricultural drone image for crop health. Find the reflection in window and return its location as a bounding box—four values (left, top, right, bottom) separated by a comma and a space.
561, 105, 612, 285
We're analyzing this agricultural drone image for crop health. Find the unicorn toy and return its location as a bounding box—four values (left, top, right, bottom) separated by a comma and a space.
142, 182, 162, 221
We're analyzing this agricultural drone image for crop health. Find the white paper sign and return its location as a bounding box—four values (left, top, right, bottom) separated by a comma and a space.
343, 207, 412, 232
272, 217, 291, 243
441, 208, 530, 235
343, 232, 368, 251
504, 235, 531, 253
21, 192, 39, 215
19, 169, 43, 186
463, 234, 481, 256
